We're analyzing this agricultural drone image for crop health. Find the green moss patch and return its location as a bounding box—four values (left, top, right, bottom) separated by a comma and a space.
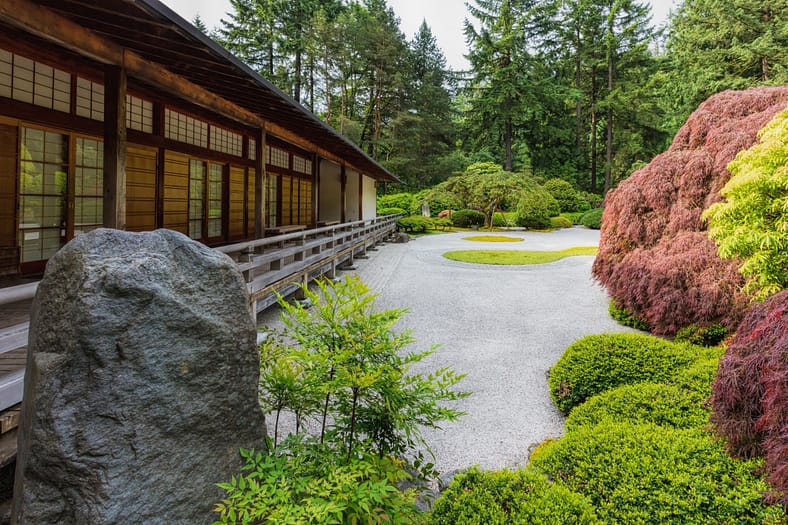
443, 246, 597, 265
462, 235, 524, 242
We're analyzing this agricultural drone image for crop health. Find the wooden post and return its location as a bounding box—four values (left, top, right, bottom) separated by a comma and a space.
340, 165, 347, 224
311, 153, 318, 227
358, 173, 363, 221
255, 127, 265, 238
103, 64, 127, 229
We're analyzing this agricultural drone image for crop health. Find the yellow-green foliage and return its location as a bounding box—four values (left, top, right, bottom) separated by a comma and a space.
462, 235, 523, 242
704, 107, 788, 299
442, 247, 597, 265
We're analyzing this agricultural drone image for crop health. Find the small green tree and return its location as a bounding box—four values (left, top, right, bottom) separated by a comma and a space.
215, 277, 469, 524
703, 108, 788, 300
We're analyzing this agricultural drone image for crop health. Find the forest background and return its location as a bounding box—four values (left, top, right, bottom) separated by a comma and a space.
191, 0, 787, 195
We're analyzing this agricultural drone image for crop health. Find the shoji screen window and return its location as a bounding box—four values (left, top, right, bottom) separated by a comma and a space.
207, 163, 223, 239
189, 159, 205, 240
74, 137, 103, 235
18, 128, 68, 264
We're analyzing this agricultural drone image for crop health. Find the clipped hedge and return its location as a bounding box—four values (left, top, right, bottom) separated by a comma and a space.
515, 188, 560, 229
548, 333, 699, 414
565, 382, 710, 432
396, 215, 432, 232
428, 467, 601, 525
550, 216, 573, 229
531, 422, 784, 525
579, 208, 603, 229
451, 209, 485, 228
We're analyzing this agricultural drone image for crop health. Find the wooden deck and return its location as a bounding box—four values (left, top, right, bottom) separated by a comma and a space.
0, 215, 400, 416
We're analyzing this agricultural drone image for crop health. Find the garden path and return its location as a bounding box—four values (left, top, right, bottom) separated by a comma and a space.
258, 227, 634, 476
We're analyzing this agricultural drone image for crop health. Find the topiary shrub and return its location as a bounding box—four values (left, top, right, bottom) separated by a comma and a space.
450, 209, 485, 228
711, 290, 788, 502
543, 178, 586, 213
674, 323, 728, 347
531, 422, 785, 525
561, 211, 585, 225
397, 215, 432, 232
579, 208, 603, 229
515, 188, 560, 229
550, 216, 573, 229
669, 351, 723, 399
593, 87, 788, 335
548, 333, 700, 414
428, 467, 601, 525
608, 300, 650, 331
565, 382, 710, 432
377, 207, 406, 216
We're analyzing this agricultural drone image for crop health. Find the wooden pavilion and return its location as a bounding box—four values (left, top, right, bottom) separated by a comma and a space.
0, 0, 398, 279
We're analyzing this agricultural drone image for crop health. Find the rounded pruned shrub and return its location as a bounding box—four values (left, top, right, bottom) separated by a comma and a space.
543, 178, 587, 213
428, 467, 601, 525
397, 215, 432, 232
451, 209, 485, 228
548, 333, 699, 414
565, 382, 710, 432
531, 422, 785, 525
515, 188, 560, 229
579, 208, 603, 229
669, 351, 723, 399
711, 290, 788, 502
550, 216, 573, 229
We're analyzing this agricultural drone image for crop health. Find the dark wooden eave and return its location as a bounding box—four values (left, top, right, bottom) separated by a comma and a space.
1, 0, 399, 183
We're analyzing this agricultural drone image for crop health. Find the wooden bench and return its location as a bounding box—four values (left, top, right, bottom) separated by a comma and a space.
317, 220, 340, 228
265, 224, 307, 236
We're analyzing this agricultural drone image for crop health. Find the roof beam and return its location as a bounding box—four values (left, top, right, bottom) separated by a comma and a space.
0, 0, 386, 180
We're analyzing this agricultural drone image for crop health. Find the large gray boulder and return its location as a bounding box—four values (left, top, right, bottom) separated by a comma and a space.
12, 229, 266, 524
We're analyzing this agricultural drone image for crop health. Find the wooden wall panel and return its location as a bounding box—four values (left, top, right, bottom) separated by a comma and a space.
125, 144, 157, 232
163, 150, 189, 234
280, 176, 292, 226
0, 123, 18, 276
247, 168, 256, 238
228, 165, 245, 241
0, 124, 17, 248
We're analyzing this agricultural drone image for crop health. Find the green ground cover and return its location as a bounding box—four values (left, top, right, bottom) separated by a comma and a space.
443, 246, 598, 265
462, 235, 524, 242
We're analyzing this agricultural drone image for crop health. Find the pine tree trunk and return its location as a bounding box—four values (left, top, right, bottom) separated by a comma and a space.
605, 11, 614, 194
504, 115, 513, 171
575, 27, 583, 153
590, 65, 597, 192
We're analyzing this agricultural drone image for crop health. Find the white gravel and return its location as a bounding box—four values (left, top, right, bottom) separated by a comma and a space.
257, 227, 632, 476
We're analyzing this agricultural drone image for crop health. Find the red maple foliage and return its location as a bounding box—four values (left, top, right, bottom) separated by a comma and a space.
711, 290, 788, 503
593, 86, 788, 334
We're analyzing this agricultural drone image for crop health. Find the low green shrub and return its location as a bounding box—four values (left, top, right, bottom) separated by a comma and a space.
377, 207, 406, 216
674, 323, 728, 347
565, 382, 710, 431
429, 467, 601, 525
543, 178, 588, 213
608, 300, 650, 331
548, 333, 700, 414
215, 441, 421, 525
669, 352, 722, 399
432, 217, 453, 230
579, 208, 603, 229
451, 209, 485, 228
397, 215, 432, 232
577, 191, 603, 209
561, 212, 585, 225
515, 188, 560, 229
531, 422, 784, 525
550, 216, 573, 229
